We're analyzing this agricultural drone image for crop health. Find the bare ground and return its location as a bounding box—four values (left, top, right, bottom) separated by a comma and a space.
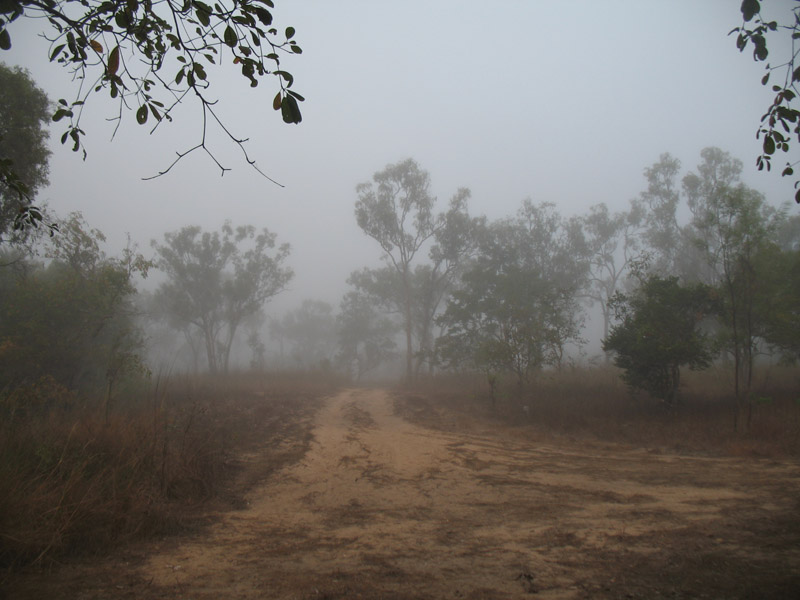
6, 388, 800, 599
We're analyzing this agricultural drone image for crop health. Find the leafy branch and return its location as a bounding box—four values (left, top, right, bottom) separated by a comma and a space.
731, 0, 800, 203
0, 0, 304, 180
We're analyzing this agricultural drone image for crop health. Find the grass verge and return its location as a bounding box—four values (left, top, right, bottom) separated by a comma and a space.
0, 370, 340, 572
402, 365, 800, 457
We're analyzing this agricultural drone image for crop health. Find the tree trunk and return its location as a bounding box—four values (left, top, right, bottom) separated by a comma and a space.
402, 267, 414, 385
203, 326, 218, 373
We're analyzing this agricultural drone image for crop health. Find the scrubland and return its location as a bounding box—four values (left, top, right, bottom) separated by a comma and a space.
2, 366, 799, 599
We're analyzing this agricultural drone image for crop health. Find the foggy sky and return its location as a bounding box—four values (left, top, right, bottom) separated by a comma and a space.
4, 0, 797, 320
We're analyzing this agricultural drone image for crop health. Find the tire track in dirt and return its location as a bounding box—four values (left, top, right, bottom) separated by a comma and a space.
138, 388, 800, 599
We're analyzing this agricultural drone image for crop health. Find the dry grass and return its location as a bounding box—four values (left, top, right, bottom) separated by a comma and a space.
410, 364, 800, 457
0, 370, 341, 571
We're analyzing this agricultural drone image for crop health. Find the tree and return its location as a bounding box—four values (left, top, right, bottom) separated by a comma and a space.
582, 201, 643, 359
270, 299, 337, 369
754, 243, 800, 361
437, 200, 588, 386
732, 1, 800, 202
690, 182, 783, 414
350, 188, 483, 380
680, 150, 783, 404
152, 222, 292, 373
637, 153, 688, 277
603, 275, 718, 406
0, 62, 54, 239
0, 0, 303, 180
355, 158, 464, 383
336, 290, 398, 382
412, 190, 484, 377
0, 213, 150, 417
636, 148, 756, 284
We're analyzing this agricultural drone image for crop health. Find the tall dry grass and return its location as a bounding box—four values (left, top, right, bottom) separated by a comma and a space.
412, 364, 800, 457
0, 370, 341, 570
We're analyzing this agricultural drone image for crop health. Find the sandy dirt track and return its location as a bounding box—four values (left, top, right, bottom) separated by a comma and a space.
10, 388, 800, 598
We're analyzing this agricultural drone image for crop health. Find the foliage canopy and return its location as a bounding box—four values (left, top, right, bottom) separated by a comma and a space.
603, 276, 718, 405
152, 222, 292, 374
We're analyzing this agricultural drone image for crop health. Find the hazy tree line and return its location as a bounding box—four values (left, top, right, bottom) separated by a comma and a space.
2, 63, 800, 423
343, 153, 800, 419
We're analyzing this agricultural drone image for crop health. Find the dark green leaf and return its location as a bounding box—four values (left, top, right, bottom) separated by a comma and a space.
254, 7, 272, 26
195, 6, 210, 26
281, 94, 302, 124
50, 43, 65, 61
741, 0, 760, 22
224, 25, 237, 47
107, 45, 120, 76
752, 34, 768, 61
763, 134, 775, 155
52, 108, 72, 122
291, 44, 302, 54
782, 166, 794, 177
273, 91, 281, 110
274, 70, 293, 87
69, 129, 80, 152
285, 26, 295, 39
136, 104, 148, 124
737, 33, 746, 51
193, 62, 207, 80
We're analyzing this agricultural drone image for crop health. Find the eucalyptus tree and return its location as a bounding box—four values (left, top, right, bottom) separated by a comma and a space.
637, 153, 687, 277
271, 299, 337, 369
336, 290, 399, 382
354, 158, 475, 383
411, 190, 485, 376
152, 222, 292, 374
691, 183, 783, 417
437, 200, 589, 386
679, 149, 787, 409
635, 147, 792, 419
582, 201, 643, 358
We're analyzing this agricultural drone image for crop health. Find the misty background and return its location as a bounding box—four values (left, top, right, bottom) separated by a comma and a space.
4, 0, 796, 368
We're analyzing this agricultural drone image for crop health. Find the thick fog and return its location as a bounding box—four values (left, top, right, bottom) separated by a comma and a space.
4, 1, 797, 368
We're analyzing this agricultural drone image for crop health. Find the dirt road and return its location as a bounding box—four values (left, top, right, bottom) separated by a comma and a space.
12, 388, 800, 598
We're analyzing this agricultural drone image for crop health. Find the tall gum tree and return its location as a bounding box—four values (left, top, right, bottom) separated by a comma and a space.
582, 201, 644, 360
152, 222, 292, 373
437, 200, 589, 386
354, 158, 452, 384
